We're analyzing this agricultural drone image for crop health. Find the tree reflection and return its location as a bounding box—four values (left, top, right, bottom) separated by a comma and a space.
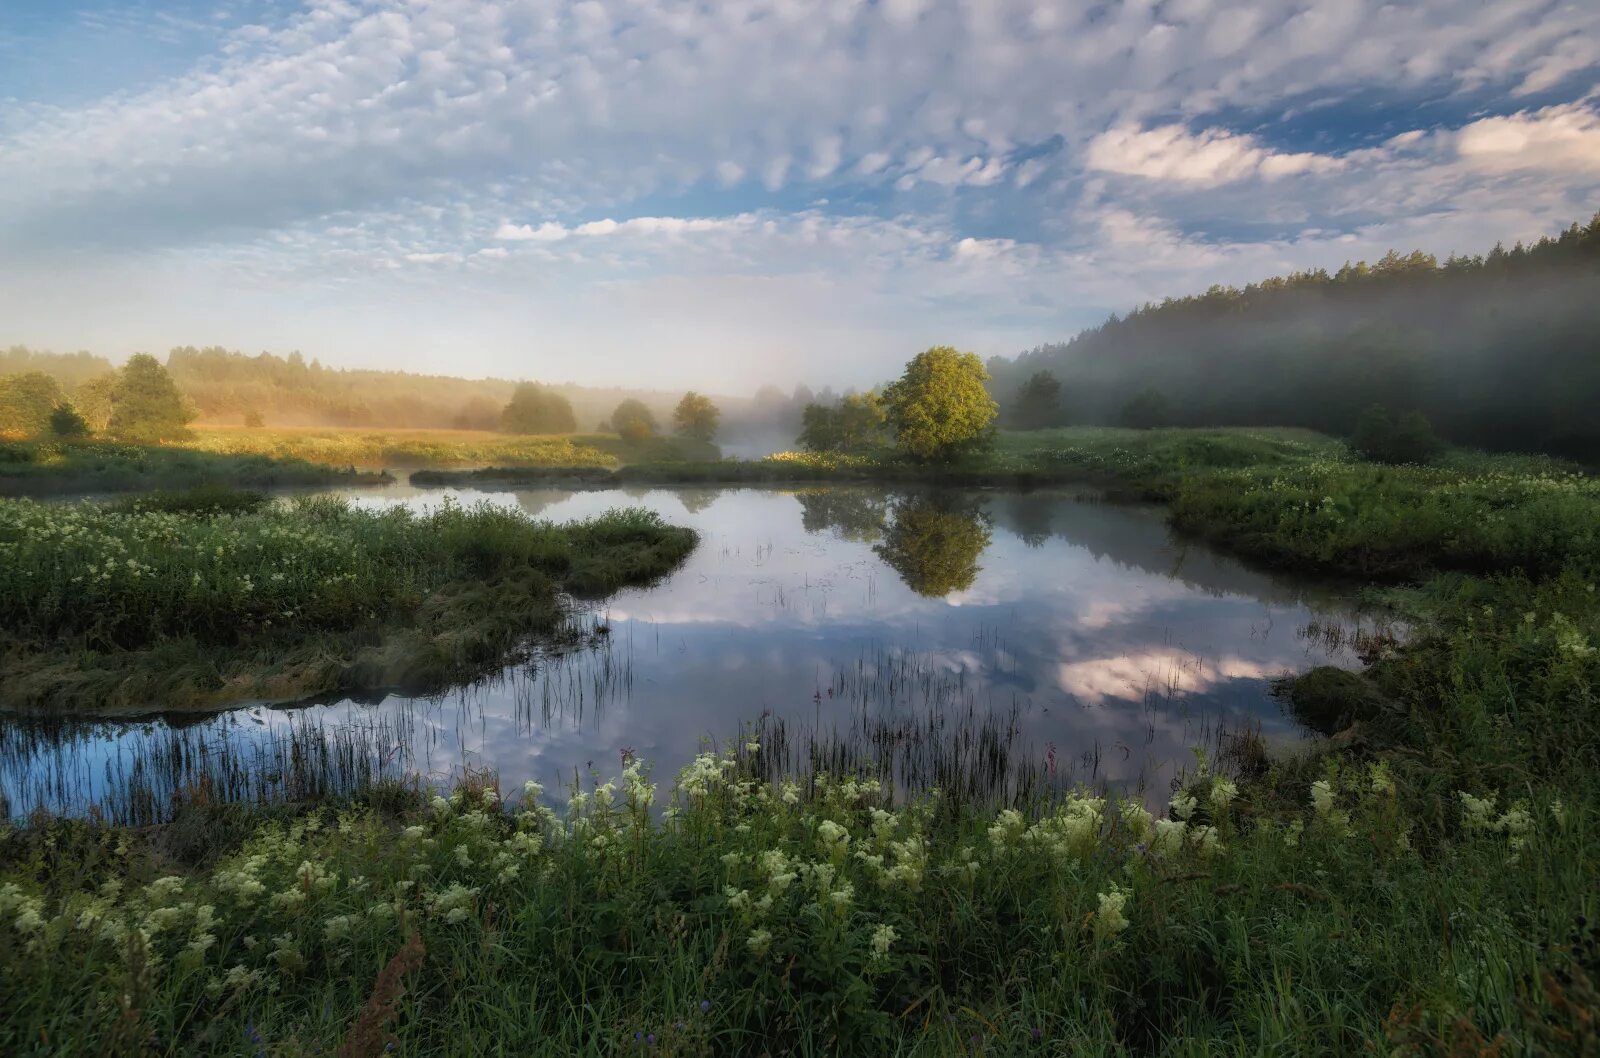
514, 490, 574, 519
795, 489, 891, 543
996, 491, 1054, 548
676, 488, 721, 514
874, 494, 993, 597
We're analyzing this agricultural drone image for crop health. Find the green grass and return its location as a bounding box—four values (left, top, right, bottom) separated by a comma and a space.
0, 495, 697, 712
184, 426, 720, 469
6, 425, 1600, 1054
0, 746, 1592, 1056
0, 439, 388, 497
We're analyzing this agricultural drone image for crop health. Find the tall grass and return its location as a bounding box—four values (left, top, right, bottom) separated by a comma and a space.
0, 439, 386, 497
0, 496, 697, 711
0, 748, 1590, 1055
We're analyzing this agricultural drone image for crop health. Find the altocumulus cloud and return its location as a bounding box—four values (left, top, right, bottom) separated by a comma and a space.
0, 0, 1597, 389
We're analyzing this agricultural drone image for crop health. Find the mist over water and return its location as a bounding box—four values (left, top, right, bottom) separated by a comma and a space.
1, 484, 1386, 819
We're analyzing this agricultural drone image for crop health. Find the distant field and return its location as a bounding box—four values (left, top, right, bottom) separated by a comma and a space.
184, 425, 719, 468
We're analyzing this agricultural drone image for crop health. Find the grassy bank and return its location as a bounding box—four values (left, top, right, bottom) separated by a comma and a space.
0, 439, 388, 497
5, 426, 1600, 1054
185, 426, 720, 469
0, 742, 1592, 1056
0, 493, 696, 712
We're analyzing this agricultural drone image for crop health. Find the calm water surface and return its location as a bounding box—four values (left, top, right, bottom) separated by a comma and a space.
2, 484, 1383, 817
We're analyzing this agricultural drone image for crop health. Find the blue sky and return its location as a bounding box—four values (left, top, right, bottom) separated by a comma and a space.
2, 0, 1598, 392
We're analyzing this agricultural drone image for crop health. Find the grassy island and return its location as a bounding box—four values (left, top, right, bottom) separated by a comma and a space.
0, 491, 696, 712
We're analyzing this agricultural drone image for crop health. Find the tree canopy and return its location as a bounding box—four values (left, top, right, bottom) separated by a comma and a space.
1011, 370, 1064, 430
0, 373, 67, 437
796, 392, 887, 453
107, 354, 196, 443
882, 347, 997, 461
610, 399, 657, 442
1348, 405, 1444, 465
500, 383, 577, 435
1119, 387, 1174, 430
988, 212, 1600, 459
673, 392, 720, 442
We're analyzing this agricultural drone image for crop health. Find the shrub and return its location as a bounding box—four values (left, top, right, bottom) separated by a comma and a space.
48, 404, 90, 438
1349, 405, 1444, 465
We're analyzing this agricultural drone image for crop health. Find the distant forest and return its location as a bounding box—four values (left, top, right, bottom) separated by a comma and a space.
0, 345, 736, 434
987, 213, 1600, 459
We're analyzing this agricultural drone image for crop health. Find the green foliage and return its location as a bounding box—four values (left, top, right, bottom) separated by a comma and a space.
882, 346, 998, 461
1119, 386, 1174, 429
499, 382, 577, 435
71, 372, 118, 433
0, 498, 696, 710
242, 408, 265, 429
108, 354, 197, 443
610, 398, 657, 443
47, 404, 89, 438
797, 392, 887, 453
672, 391, 721, 442
1011, 370, 1064, 430
1349, 404, 1445, 465
872, 495, 992, 596
0, 439, 383, 497
0, 749, 1591, 1055
0, 372, 66, 437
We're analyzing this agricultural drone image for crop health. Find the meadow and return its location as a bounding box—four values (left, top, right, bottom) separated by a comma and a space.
3, 425, 1599, 1054
0, 439, 387, 497
184, 425, 720, 470
0, 492, 697, 711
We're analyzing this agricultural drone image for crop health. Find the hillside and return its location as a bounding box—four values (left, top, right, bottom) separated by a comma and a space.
987, 213, 1600, 459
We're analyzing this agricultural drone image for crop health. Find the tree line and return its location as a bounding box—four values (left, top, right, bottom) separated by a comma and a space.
983, 212, 1600, 459
1, 349, 725, 448
0, 344, 730, 436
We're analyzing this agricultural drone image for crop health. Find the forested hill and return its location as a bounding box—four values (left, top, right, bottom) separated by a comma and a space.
987, 213, 1600, 459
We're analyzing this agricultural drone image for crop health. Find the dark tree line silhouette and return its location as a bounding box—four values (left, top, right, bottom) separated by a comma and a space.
988, 213, 1600, 458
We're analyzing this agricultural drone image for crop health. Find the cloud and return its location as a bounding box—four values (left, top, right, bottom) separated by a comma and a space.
1455, 102, 1600, 174
496, 222, 569, 242
1085, 124, 1344, 186
1, 0, 1598, 390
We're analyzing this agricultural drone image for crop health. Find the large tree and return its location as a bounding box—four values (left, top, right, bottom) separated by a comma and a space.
107, 354, 197, 443
1012, 370, 1064, 430
610, 399, 657, 442
673, 391, 720, 442
0, 372, 67, 437
500, 383, 577, 435
882, 346, 997, 461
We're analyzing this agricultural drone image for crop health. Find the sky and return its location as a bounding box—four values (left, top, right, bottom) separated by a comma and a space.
1, 0, 1598, 392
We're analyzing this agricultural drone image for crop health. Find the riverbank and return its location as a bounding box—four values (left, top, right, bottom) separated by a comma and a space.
2, 428, 1597, 1054
0, 493, 697, 712
0, 439, 389, 497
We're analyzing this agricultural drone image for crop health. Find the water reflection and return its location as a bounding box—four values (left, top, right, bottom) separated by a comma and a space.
1, 484, 1388, 820
873, 494, 992, 598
